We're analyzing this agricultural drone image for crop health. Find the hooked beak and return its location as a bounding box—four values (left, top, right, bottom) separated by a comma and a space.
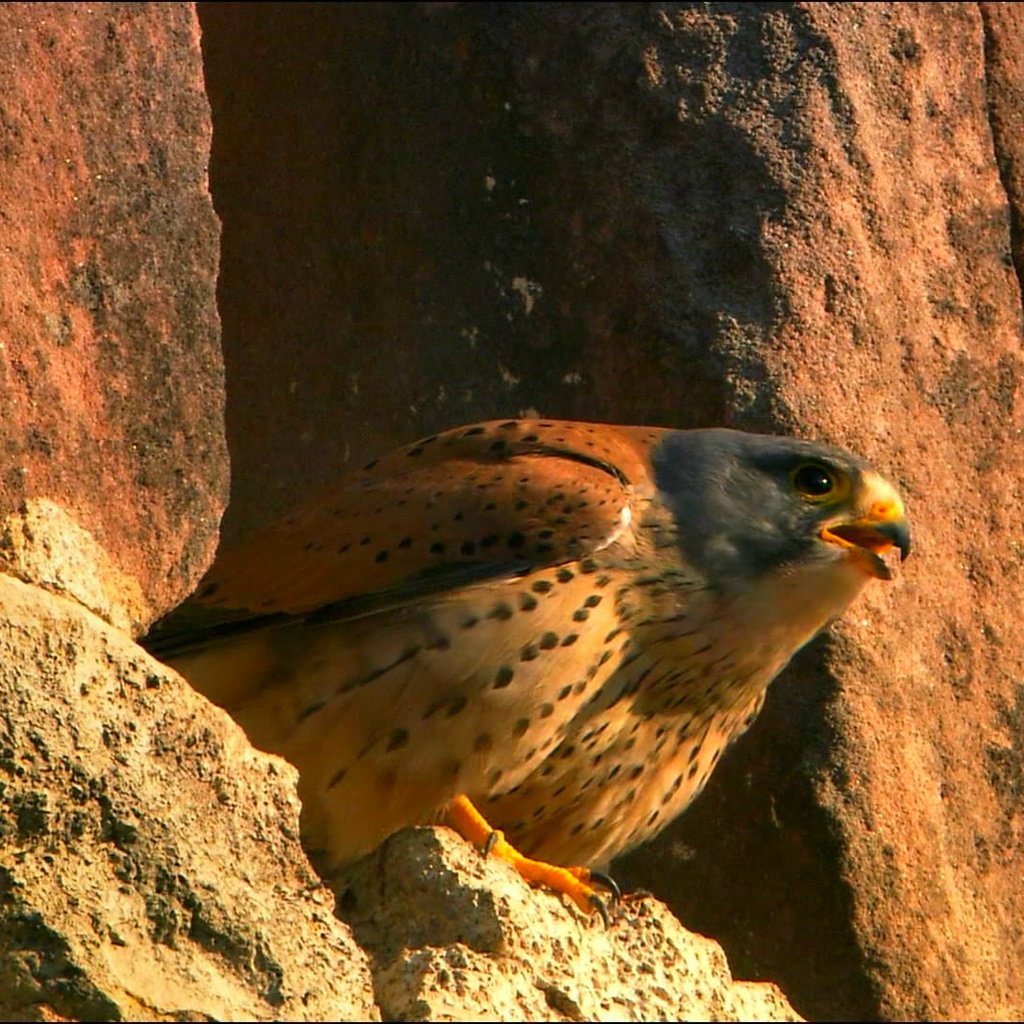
820, 473, 912, 581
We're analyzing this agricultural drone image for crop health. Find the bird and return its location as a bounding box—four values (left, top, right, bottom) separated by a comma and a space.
144, 418, 911, 919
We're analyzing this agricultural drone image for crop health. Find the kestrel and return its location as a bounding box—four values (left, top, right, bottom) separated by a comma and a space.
146, 418, 910, 918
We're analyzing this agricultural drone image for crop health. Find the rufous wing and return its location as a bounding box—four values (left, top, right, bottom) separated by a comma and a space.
146, 418, 668, 656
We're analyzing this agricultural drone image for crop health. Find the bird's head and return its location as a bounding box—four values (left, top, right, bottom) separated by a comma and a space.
651, 429, 911, 586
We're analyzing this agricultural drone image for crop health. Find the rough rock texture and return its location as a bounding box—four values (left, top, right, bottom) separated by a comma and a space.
621, 6, 1024, 1021
7, 2, 1024, 1021
0, 574, 377, 1022
197, 4, 1024, 1021
338, 826, 800, 1023
0, 4, 226, 632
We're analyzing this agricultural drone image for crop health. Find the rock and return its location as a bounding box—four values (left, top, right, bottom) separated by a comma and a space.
6, 1, 1024, 1020
0, 575, 377, 1022
196, 4, 1024, 1018
0, 4, 226, 632
618, 6, 1024, 1021
337, 826, 800, 1023
980, 2, 1024, 279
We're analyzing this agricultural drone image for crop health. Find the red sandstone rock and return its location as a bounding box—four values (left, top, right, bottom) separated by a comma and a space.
0, 4, 226, 632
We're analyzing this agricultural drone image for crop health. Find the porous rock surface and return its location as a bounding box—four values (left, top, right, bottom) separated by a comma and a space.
338, 826, 800, 1023
0, 574, 377, 1023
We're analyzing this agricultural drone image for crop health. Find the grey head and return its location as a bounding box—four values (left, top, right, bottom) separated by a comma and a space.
651, 428, 911, 585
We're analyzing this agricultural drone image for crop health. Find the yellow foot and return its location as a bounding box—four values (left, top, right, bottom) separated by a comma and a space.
444, 794, 619, 924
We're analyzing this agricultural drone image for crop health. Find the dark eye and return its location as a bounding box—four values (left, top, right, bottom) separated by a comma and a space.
791, 462, 837, 498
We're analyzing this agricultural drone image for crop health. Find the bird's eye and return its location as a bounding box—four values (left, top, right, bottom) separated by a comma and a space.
791, 462, 838, 500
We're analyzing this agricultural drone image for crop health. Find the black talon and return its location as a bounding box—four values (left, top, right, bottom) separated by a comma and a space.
589, 892, 611, 927
588, 870, 621, 903
482, 830, 500, 857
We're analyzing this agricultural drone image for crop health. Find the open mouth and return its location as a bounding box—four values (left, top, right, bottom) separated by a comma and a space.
821, 522, 911, 581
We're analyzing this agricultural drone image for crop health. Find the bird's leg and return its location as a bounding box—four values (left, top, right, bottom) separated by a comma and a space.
444, 794, 617, 925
